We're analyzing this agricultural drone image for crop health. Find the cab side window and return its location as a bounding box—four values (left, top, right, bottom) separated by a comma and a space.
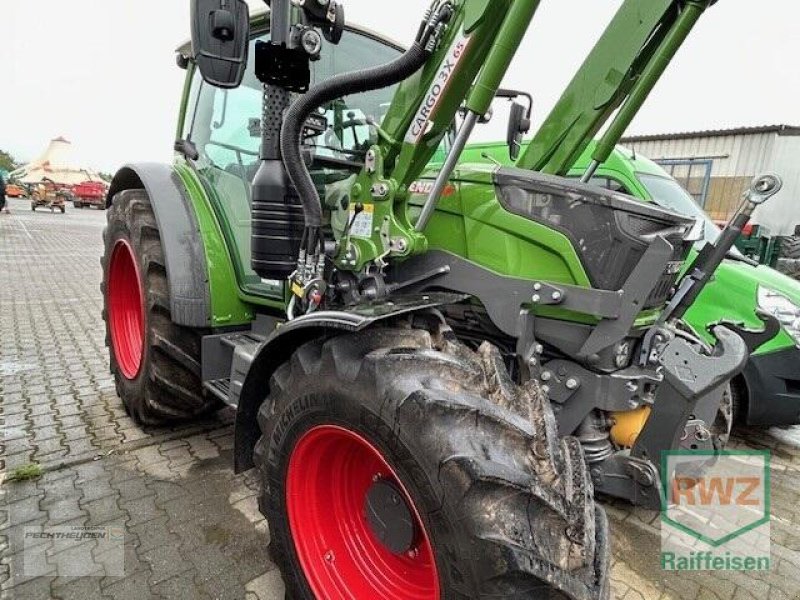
187, 31, 402, 183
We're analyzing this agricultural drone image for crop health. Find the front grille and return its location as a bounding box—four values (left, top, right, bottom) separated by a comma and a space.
645, 272, 679, 308
644, 237, 693, 309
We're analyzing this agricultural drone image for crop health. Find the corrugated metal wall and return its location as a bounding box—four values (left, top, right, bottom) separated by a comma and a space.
622, 132, 800, 235
626, 133, 776, 177
626, 132, 783, 222
755, 136, 800, 236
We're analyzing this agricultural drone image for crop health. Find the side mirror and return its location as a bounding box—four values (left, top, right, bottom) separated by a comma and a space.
191, 0, 250, 89
507, 101, 531, 161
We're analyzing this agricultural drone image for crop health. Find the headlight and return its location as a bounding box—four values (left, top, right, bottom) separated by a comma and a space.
757, 286, 800, 346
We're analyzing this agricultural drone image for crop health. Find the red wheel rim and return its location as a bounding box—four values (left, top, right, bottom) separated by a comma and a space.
286, 425, 441, 600
108, 239, 145, 379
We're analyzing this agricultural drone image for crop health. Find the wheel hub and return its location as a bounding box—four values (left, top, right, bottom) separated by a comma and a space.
364, 478, 417, 555
286, 425, 440, 600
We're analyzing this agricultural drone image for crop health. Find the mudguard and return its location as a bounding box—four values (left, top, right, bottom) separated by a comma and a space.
107, 163, 211, 328
232, 292, 468, 473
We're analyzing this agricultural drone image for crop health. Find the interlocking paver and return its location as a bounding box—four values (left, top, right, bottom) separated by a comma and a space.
127, 517, 172, 554
82, 497, 126, 528
4, 197, 800, 600
51, 575, 106, 600
141, 544, 192, 585
4, 497, 47, 529
99, 570, 152, 600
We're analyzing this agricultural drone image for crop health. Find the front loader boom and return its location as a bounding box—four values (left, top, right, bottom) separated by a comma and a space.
331, 0, 545, 275
516, 0, 715, 178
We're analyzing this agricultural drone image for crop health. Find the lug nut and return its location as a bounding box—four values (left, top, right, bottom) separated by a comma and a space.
541, 371, 552, 382
565, 378, 579, 390
532, 294, 541, 303
551, 291, 562, 301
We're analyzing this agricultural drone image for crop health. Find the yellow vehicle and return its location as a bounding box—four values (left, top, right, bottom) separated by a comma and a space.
31, 180, 66, 214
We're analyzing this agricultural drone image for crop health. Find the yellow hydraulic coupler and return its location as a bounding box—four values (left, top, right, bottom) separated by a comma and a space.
610, 407, 652, 448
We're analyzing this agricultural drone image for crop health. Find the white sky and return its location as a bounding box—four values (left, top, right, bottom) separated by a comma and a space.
2, 0, 798, 173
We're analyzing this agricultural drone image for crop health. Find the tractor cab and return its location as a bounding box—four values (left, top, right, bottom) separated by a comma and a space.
177, 9, 404, 297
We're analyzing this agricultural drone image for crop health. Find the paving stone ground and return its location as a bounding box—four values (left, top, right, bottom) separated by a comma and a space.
1, 197, 800, 599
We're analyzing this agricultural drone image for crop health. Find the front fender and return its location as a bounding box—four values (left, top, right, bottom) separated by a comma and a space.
107, 163, 211, 328
232, 292, 468, 473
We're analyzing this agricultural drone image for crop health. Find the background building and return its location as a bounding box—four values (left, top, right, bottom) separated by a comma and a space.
622, 125, 800, 235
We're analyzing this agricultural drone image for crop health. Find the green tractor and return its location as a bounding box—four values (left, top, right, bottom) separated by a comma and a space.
101, 0, 780, 597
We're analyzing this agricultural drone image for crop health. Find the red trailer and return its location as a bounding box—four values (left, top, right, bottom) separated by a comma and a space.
72, 181, 107, 209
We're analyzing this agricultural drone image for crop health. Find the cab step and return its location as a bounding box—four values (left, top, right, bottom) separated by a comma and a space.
201, 316, 279, 408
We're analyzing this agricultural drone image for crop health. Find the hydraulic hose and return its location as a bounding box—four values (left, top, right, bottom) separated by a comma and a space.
280, 42, 430, 229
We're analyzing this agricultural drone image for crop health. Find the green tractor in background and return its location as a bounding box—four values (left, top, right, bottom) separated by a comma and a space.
101, 0, 780, 597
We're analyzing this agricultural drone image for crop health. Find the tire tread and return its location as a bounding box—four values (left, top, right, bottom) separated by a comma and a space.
102, 188, 219, 424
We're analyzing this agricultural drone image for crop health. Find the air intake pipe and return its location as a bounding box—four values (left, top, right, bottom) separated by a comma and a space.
279, 4, 451, 262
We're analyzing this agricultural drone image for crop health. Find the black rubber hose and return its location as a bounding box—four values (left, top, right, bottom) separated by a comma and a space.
281, 42, 430, 228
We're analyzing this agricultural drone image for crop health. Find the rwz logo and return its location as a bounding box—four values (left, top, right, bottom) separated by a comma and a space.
661, 450, 770, 552
670, 476, 761, 507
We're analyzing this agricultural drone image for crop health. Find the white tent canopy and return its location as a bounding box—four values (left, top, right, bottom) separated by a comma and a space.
10, 137, 103, 185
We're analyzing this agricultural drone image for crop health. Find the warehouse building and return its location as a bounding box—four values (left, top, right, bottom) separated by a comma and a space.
621, 125, 800, 236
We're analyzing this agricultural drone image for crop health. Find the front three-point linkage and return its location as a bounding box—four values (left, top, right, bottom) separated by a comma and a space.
639, 173, 784, 365
281, 2, 454, 317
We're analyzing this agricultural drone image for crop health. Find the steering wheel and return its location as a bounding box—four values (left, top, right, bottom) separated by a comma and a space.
326, 111, 374, 154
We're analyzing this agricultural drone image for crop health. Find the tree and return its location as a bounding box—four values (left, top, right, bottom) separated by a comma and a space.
0, 149, 18, 173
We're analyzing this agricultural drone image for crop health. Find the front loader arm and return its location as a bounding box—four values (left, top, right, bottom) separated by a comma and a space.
331, 0, 544, 273
383, 0, 541, 189
516, 0, 715, 177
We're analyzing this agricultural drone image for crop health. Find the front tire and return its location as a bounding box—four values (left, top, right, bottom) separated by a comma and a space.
255, 327, 609, 599
101, 189, 220, 425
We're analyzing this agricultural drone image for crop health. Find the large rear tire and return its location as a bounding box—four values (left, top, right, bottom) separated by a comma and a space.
777, 236, 800, 279
101, 189, 220, 425
255, 326, 609, 599
780, 235, 800, 260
